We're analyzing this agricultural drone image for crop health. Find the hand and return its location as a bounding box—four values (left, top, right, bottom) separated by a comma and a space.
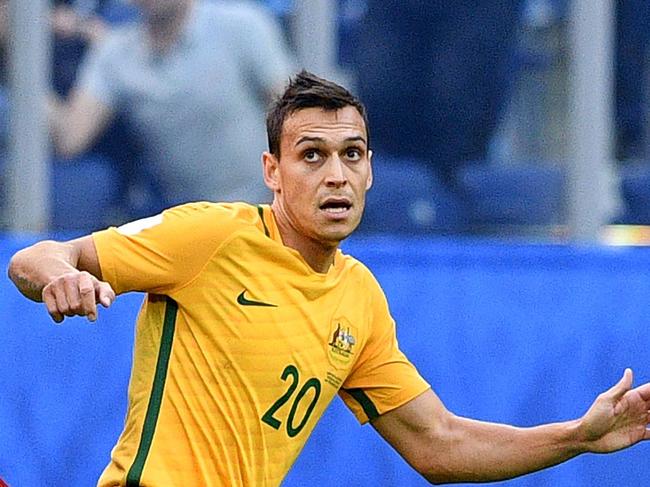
41, 270, 116, 323
579, 369, 650, 453
51, 6, 107, 44
51, 5, 80, 39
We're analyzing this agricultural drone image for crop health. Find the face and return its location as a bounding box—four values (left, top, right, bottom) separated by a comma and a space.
133, 0, 188, 22
263, 106, 373, 247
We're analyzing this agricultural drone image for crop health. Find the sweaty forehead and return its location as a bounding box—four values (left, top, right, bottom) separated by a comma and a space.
281, 106, 367, 146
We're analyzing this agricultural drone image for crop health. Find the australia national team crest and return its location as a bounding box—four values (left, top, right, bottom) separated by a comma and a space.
327, 317, 358, 368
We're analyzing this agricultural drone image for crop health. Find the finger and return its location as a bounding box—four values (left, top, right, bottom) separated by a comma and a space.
78, 273, 98, 321
51, 281, 73, 317
606, 369, 633, 402
96, 282, 116, 308
634, 382, 650, 403
42, 287, 64, 324
63, 275, 83, 316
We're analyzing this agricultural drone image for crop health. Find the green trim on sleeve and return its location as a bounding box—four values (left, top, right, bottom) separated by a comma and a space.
344, 388, 380, 420
126, 297, 178, 486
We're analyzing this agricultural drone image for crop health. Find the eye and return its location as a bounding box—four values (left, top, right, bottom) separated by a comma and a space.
345, 148, 362, 161
304, 149, 321, 163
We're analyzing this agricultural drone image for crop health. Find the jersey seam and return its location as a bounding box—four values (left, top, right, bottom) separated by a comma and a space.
93, 232, 119, 292
165, 225, 263, 295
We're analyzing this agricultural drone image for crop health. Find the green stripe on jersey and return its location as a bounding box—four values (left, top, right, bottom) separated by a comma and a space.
257, 205, 270, 237
345, 388, 380, 420
126, 297, 178, 486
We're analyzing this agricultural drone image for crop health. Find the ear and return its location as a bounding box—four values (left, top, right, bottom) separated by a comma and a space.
365, 150, 373, 190
262, 151, 281, 192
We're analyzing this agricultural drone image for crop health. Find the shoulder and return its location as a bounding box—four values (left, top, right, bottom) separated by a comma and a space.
338, 252, 385, 295
160, 201, 262, 229
105, 201, 263, 244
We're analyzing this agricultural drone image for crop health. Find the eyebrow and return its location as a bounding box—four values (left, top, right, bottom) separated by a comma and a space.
295, 136, 368, 147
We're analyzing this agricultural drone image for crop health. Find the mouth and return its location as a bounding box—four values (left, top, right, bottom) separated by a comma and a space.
319, 197, 353, 218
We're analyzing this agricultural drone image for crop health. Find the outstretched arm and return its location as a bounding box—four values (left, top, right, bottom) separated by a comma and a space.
372, 369, 650, 484
7, 236, 115, 322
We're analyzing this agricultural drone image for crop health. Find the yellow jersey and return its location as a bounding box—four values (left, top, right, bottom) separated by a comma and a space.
93, 202, 430, 486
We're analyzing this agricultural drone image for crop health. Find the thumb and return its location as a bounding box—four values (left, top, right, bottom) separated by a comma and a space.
96, 281, 116, 308
606, 368, 633, 402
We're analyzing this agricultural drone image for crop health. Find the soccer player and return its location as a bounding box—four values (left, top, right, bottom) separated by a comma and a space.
8, 71, 650, 486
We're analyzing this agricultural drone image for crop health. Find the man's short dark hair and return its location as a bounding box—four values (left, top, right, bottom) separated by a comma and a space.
266, 70, 370, 157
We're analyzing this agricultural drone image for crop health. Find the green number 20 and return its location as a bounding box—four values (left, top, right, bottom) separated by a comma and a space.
261, 364, 321, 437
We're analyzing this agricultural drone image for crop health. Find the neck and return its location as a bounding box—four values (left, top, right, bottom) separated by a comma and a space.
146, 0, 192, 53
271, 204, 338, 274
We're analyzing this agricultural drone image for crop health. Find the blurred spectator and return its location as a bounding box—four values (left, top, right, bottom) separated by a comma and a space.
48, 0, 141, 227
353, 0, 523, 186
48, 0, 295, 210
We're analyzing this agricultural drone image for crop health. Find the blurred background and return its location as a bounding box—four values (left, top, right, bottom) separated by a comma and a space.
2, 1, 650, 486
2, 0, 650, 241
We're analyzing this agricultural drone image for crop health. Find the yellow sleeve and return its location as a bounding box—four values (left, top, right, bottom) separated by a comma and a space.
92, 202, 248, 295
339, 272, 430, 424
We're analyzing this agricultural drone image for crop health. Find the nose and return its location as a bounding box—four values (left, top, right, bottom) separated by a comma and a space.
324, 156, 347, 188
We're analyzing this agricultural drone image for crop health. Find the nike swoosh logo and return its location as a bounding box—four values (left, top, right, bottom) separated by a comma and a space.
237, 290, 277, 307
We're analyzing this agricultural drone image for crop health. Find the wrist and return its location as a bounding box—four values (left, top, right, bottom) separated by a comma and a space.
566, 417, 591, 455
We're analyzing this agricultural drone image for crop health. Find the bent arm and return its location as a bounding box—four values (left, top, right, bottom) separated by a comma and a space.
8, 236, 114, 322
8, 236, 100, 301
48, 89, 113, 158
372, 372, 650, 484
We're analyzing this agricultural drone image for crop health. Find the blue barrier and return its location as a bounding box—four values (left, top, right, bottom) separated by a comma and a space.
1, 234, 649, 486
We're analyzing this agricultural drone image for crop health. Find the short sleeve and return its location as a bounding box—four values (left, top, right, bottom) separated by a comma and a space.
339, 274, 430, 424
235, 5, 295, 92
92, 202, 245, 295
